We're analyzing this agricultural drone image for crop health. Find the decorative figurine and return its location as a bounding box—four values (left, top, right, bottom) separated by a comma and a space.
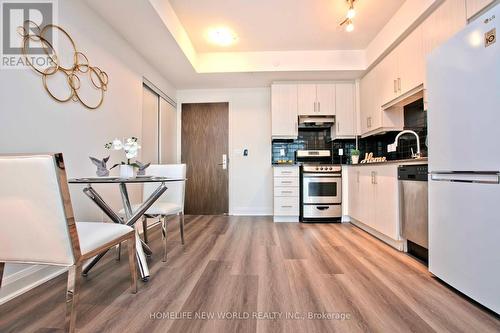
136, 161, 151, 176
89, 156, 110, 177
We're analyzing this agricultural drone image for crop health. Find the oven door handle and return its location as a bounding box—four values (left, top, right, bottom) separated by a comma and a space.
316, 206, 330, 210
303, 174, 341, 178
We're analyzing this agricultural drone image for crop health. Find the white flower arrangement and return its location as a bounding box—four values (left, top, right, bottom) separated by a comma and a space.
105, 137, 141, 169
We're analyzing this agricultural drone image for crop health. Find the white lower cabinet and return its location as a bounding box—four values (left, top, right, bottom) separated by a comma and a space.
273, 166, 299, 222
347, 164, 401, 247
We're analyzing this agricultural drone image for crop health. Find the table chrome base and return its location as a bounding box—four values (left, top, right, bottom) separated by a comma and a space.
81, 182, 168, 280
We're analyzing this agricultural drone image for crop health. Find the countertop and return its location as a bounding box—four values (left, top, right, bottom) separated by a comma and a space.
347, 157, 428, 167
272, 157, 428, 167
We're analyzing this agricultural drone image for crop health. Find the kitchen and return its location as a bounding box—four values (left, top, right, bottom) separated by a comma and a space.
269, 0, 499, 320
0, 0, 499, 332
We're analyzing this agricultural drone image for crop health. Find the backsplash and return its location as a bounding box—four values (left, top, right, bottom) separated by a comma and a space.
271, 99, 427, 165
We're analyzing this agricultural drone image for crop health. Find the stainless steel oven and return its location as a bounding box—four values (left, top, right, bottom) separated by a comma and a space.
301, 164, 342, 222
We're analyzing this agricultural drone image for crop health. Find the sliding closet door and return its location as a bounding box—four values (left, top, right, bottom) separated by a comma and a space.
159, 98, 177, 164
142, 85, 159, 164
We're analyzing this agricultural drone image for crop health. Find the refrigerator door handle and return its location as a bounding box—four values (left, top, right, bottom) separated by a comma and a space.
431, 172, 500, 184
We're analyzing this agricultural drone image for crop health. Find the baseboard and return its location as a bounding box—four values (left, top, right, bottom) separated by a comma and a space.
349, 217, 405, 251
273, 216, 299, 222
0, 265, 67, 306
230, 207, 273, 216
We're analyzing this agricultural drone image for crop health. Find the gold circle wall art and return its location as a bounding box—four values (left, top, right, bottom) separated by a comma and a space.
18, 20, 108, 110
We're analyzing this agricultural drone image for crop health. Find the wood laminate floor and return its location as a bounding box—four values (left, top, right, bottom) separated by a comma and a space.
0, 216, 499, 332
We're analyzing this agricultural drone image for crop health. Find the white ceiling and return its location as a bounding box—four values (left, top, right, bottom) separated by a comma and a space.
83, 0, 435, 89
169, 0, 405, 52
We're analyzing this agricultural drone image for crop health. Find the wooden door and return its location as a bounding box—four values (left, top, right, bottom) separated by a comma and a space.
181, 103, 228, 215
316, 84, 336, 115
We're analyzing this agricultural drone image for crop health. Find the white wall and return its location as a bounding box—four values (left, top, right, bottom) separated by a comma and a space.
0, 0, 175, 304
176, 88, 273, 216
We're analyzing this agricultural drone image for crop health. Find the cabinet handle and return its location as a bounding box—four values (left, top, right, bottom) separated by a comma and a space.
281, 190, 293, 194
281, 181, 293, 184
337, 121, 340, 132
318, 101, 321, 113
281, 171, 292, 174
314, 101, 317, 113
281, 205, 293, 208
371, 171, 377, 184
394, 79, 397, 93
398, 78, 401, 92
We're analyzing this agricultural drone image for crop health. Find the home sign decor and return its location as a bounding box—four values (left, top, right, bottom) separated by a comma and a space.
18, 20, 108, 110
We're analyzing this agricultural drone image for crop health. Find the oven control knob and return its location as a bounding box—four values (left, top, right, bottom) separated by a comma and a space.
329, 167, 332, 170
315, 167, 319, 170
320, 167, 324, 170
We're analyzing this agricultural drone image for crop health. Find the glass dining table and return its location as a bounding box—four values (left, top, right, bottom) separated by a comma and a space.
68, 176, 185, 281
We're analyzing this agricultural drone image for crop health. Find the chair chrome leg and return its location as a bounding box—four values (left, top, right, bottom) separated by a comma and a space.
179, 212, 185, 245
128, 237, 137, 293
0, 262, 4, 287
162, 216, 168, 262
65, 264, 82, 333
116, 243, 121, 261
142, 216, 148, 244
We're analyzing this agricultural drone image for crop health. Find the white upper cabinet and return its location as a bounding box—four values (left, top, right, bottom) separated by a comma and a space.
397, 25, 425, 95
298, 84, 335, 116
377, 49, 399, 107
333, 82, 357, 138
271, 84, 298, 138
466, 0, 494, 19
297, 84, 317, 115
316, 84, 336, 116
378, 25, 424, 108
422, 0, 467, 56
360, 64, 403, 137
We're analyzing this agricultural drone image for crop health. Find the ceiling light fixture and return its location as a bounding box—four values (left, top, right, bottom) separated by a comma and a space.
340, 0, 356, 32
207, 27, 238, 47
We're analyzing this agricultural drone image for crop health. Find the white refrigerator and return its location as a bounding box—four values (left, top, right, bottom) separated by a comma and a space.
427, 4, 499, 314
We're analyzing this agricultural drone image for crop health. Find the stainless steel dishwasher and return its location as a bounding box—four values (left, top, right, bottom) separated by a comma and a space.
398, 164, 428, 262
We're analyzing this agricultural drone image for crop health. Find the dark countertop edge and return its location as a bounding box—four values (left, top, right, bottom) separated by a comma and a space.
346, 158, 428, 167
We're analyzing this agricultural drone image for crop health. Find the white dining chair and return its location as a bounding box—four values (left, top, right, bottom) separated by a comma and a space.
0, 153, 137, 333
120, 164, 186, 262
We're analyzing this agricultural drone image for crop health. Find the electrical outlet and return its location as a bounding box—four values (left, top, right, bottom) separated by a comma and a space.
338, 149, 344, 156
387, 144, 396, 152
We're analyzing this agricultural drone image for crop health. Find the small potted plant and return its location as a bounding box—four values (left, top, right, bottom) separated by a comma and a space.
105, 137, 141, 178
351, 149, 360, 164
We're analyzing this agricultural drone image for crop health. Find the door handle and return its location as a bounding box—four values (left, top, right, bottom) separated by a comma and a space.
218, 154, 227, 170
